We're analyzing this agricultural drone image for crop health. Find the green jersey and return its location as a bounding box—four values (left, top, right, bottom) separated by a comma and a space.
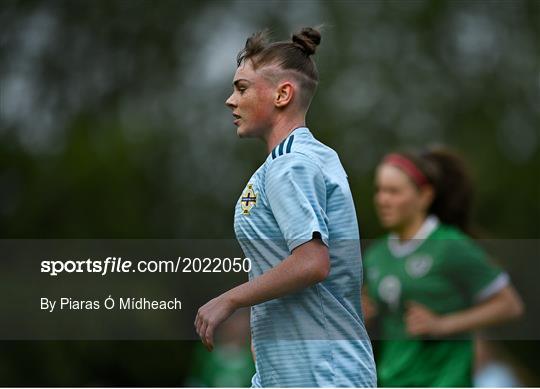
364, 216, 507, 387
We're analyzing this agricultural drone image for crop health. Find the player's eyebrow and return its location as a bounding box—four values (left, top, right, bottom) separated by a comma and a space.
233, 79, 250, 88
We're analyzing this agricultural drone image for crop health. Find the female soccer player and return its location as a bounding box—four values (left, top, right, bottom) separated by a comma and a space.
363, 148, 524, 387
195, 27, 376, 387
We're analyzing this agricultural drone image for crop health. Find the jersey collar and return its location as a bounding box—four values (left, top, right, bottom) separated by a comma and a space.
267, 127, 311, 161
290, 126, 310, 136
387, 215, 440, 258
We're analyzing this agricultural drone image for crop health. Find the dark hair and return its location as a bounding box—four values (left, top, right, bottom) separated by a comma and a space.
236, 27, 322, 108
384, 147, 474, 235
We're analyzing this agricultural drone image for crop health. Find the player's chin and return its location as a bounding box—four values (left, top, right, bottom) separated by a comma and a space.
236, 125, 253, 138
379, 216, 398, 229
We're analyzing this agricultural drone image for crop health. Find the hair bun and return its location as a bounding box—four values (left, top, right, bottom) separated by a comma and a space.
292, 27, 321, 56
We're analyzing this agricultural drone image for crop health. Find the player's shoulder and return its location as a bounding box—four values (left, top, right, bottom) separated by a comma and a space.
263, 148, 324, 195
269, 128, 316, 158
267, 137, 320, 171
267, 128, 337, 169
432, 223, 481, 255
265, 150, 322, 188
432, 223, 470, 241
269, 131, 298, 161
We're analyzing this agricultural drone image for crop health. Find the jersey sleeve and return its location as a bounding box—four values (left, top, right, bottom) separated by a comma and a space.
265, 152, 329, 252
445, 237, 509, 302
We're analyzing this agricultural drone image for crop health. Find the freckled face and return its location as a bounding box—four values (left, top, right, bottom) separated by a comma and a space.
225, 60, 276, 138
374, 164, 424, 231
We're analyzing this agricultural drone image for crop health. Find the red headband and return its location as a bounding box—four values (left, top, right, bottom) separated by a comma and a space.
383, 153, 429, 187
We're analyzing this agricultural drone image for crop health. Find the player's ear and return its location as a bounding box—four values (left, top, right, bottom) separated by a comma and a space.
274, 81, 294, 108
419, 184, 435, 211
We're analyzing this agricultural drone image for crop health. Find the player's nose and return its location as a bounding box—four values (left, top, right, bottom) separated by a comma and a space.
374, 193, 389, 208
225, 94, 237, 109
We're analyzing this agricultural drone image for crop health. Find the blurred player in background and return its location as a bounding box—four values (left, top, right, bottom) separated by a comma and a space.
362, 147, 524, 387
194, 27, 376, 387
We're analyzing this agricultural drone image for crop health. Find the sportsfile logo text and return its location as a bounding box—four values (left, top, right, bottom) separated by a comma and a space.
40, 257, 251, 276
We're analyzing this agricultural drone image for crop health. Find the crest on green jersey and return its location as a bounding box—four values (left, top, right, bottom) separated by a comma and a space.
378, 275, 401, 312
406, 254, 433, 278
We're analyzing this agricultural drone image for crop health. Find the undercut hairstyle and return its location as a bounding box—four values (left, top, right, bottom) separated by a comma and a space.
236, 27, 322, 109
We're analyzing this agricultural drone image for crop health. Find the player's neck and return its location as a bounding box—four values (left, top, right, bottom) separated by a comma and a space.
265, 115, 306, 153
397, 215, 427, 242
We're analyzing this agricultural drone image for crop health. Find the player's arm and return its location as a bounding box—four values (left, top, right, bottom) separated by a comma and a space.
195, 238, 329, 351
407, 237, 525, 337
361, 286, 378, 328
405, 285, 523, 337
228, 238, 329, 304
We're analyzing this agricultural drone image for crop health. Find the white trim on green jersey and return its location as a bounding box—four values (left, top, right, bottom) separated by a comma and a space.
387, 215, 440, 257
475, 272, 509, 302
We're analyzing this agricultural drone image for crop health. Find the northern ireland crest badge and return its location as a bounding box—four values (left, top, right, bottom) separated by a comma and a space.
240, 184, 257, 215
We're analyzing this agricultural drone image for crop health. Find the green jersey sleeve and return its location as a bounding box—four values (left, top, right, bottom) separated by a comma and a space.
444, 234, 508, 302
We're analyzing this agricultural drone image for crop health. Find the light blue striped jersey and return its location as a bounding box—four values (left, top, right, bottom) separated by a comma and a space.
234, 127, 376, 387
